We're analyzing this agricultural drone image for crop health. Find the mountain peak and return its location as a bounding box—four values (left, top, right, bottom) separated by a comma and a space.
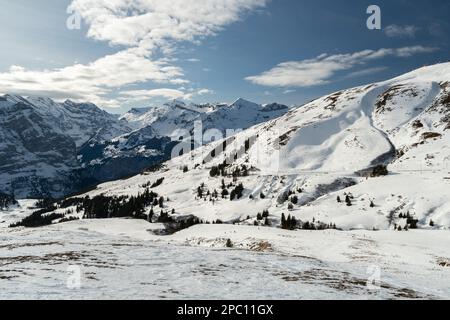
164, 99, 186, 108
128, 107, 151, 114
3, 94, 29, 104
230, 98, 260, 109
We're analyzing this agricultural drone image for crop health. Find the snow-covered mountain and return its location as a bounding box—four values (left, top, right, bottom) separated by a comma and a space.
1, 95, 131, 147
0, 95, 131, 197
58, 62, 450, 231
78, 126, 178, 183
0, 94, 288, 198
120, 99, 289, 138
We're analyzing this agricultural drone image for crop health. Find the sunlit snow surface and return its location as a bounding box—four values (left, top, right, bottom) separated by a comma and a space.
1, 218, 449, 300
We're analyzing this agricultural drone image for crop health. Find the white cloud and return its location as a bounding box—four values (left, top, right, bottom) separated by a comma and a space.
0, 0, 268, 108
196, 88, 214, 95
384, 25, 420, 38
119, 87, 214, 102
0, 48, 184, 108
69, 0, 268, 48
245, 46, 438, 88
119, 88, 186, 101
343, 66, 388, 79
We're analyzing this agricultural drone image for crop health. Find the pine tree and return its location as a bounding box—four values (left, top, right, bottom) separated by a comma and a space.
286, 215, 292, 229
345, 195, 352, 206
158, 196, 165, 208
221, 188, 229, 199
148, 208, 154, 222
281, 213, 286, 229
197, 186, 204, 198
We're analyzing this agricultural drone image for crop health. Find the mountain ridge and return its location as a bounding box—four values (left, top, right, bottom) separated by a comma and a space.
0, 94, 289, 198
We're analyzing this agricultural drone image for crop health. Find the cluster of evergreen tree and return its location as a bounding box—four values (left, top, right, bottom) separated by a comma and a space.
10, 188, 208, 234
79, 188, 159, 219
157, 210, 174, 223
345, 194, 353, 206
150, 178, 165, 188
230, 183, 244, 201
35, 198, 55, 209
59, 216, 80, 223
398, 211, 419, 229
336, 193, 354, 206
290, 195, 298, 205
301, 221, 337, 230
197, 183, 220, 202
140, 177, 165, 189
0, 193, 18, 210
10, 204, 61, 228
280, 213, 337, 231
231, 165, 249, 178
209, 161, 228, 177
281, 213, 297, 230
209, 166, 220, 177
256, 210, 270, 221
209, 162, 250, 178
56, 188, 160, 220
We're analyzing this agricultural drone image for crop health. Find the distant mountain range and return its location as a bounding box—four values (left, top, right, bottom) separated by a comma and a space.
0, 95, 288, 198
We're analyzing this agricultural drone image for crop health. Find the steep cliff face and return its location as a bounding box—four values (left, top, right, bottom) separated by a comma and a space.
0, 100, 76, 198
0, 95, 130, 198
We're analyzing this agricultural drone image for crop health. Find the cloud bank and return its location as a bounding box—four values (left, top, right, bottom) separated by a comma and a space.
245, 46, 438, 88
0, 0, 267, 108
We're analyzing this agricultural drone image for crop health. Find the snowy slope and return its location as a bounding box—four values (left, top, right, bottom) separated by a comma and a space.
1, 218, 449, 299
73, 62, 450, 231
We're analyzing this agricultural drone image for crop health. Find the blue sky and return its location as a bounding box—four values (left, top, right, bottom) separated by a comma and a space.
0, 0, 448, 113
